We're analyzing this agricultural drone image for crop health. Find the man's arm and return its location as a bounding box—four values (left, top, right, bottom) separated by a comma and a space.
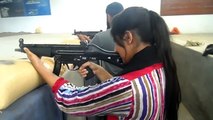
77, 34, 91, 43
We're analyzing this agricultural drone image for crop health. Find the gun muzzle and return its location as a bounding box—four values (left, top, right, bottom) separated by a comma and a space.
15, 48, 22, 52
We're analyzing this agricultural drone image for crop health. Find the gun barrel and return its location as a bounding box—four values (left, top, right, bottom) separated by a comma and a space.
15, 48, 22, 52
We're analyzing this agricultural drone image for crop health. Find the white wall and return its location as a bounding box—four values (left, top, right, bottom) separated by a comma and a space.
0, 0, 212, 33
163, 15, 213, 33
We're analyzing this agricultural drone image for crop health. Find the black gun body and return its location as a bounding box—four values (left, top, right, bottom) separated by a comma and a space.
15, 38, 124, 76
56, 50, 122, 66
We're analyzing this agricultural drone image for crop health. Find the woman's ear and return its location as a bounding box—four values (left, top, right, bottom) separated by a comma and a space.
123, 31, 133, 44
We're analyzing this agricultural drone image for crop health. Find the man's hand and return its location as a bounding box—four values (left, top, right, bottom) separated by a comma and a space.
77, 34, 91, 43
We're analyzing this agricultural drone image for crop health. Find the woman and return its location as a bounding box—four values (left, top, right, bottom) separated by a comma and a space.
24, 7, 181, 120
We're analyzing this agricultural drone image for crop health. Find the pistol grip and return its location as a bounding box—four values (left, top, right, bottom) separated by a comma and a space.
53, 55, 62, 76
85, 67, 95, 80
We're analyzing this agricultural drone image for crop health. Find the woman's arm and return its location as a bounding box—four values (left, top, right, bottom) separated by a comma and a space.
24, 47, 112, 86
53, 76, 133, 117
24, 47, 59, 87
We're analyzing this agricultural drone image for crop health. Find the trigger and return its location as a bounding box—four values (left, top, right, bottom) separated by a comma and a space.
73, 65, 79, 70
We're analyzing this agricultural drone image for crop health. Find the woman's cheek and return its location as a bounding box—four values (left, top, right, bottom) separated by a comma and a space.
119, 51, 126, 63
115, 45, 126, 63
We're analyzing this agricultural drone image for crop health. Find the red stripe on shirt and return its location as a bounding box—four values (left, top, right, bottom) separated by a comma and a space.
52, 77, 69, 93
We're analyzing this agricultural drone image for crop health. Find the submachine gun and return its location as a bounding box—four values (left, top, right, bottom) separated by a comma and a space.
15, 38, 124, 79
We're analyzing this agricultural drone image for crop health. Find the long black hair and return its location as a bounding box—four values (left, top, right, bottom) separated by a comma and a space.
111, 7, 181, 120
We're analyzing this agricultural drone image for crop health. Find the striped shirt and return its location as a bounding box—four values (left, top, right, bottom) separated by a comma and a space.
51, 46, 166, 120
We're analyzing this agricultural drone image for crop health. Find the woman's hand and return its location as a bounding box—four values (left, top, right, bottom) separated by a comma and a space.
79, 61, 113, 82
24, 47, 43, 68
24, 47, 59, 87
